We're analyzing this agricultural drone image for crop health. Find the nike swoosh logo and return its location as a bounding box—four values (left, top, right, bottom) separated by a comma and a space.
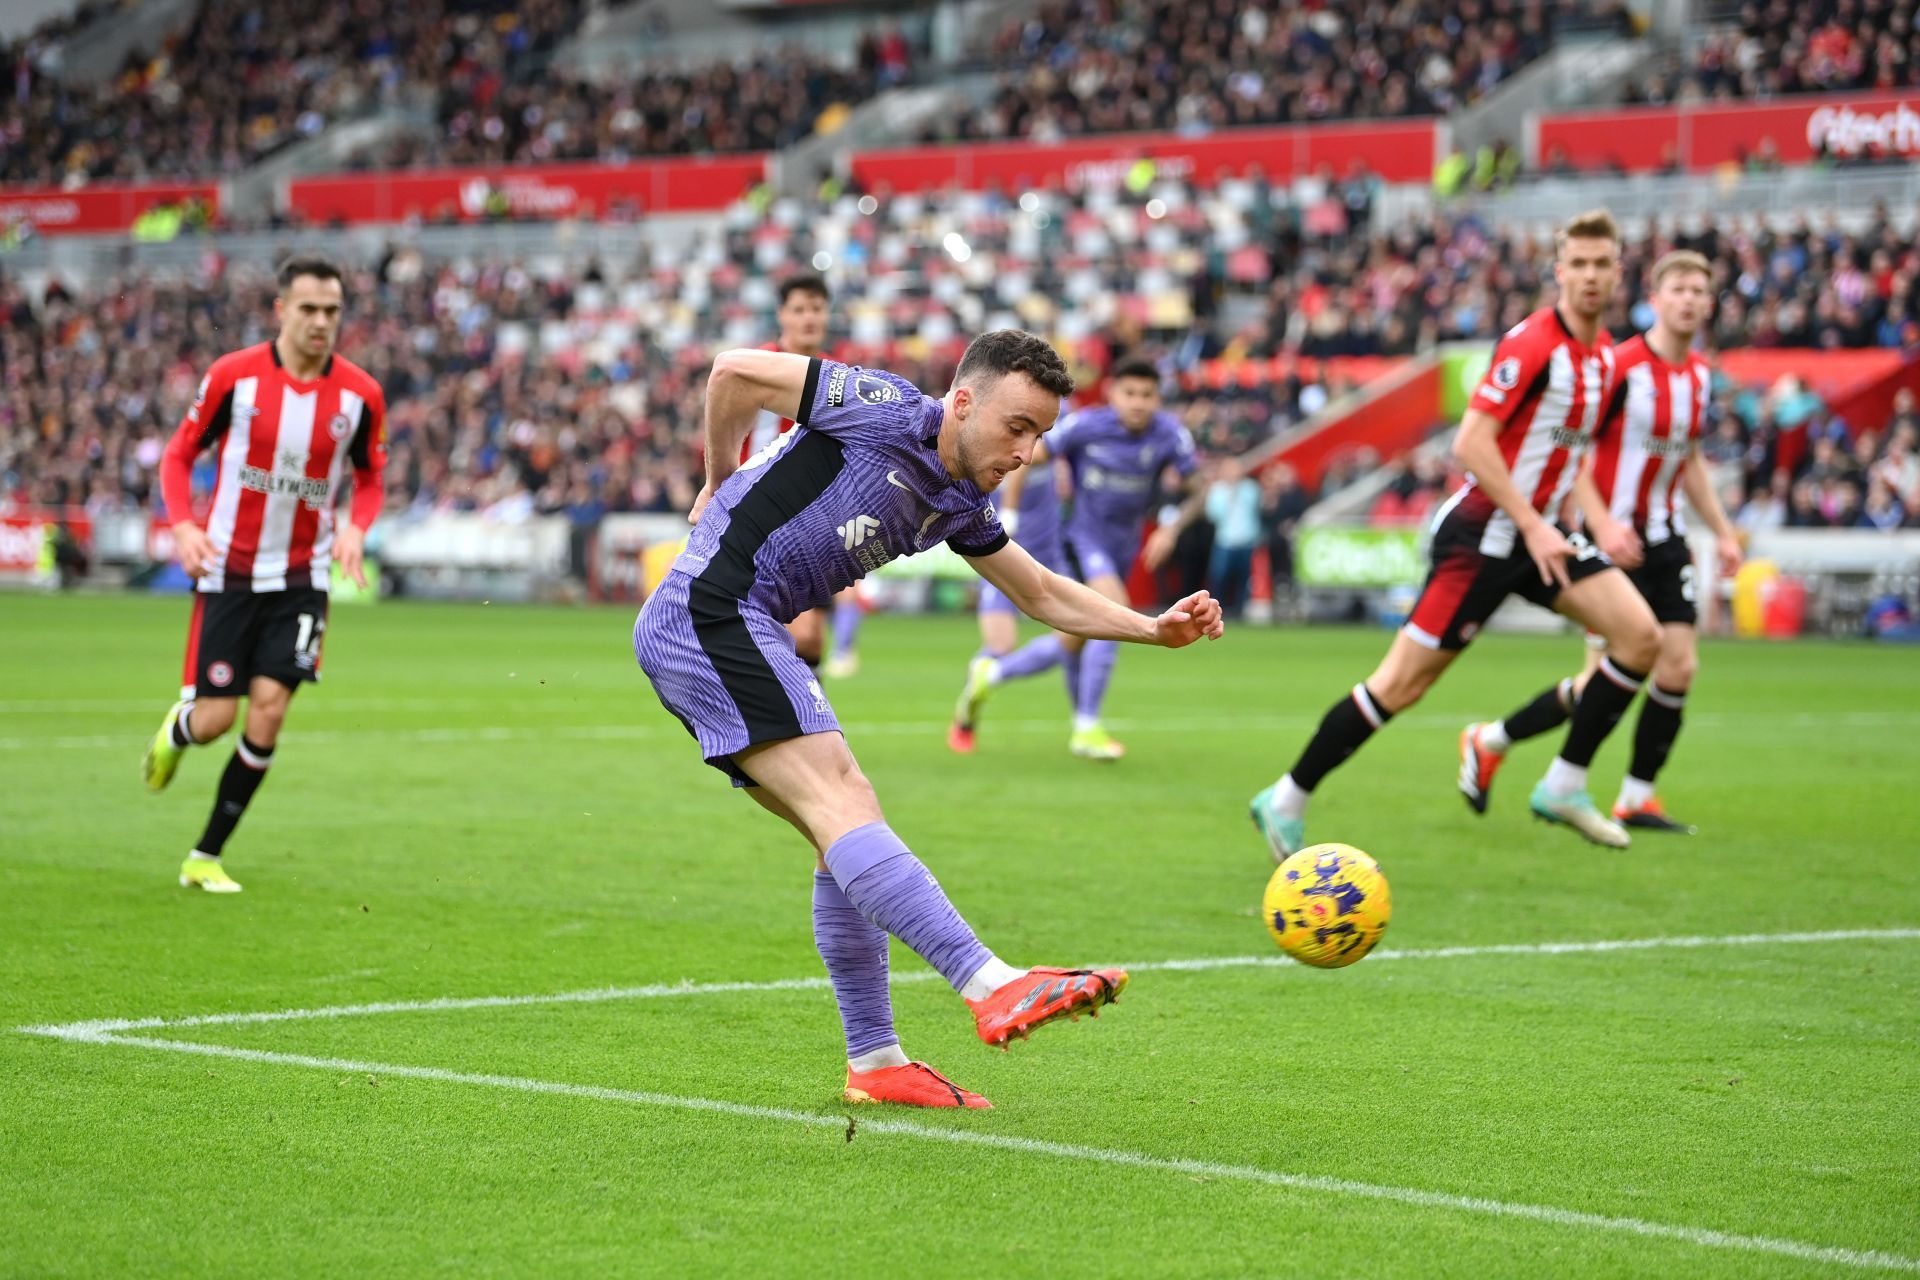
887, 470, 912, 491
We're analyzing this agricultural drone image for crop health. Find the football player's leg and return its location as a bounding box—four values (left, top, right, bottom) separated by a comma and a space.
825, 588, 862, 678
738, 734, 1122, 1048
1531, 570, 1660, 845
1256, 632, 1456, 859
1462, 667, 1580, 813
189, 676, 289, 862
1069, 569, 1129, 760
1617, 623, 1698, 832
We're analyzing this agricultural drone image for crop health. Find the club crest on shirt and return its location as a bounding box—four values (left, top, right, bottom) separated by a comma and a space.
329, 412, 354, 441
854, 375, 900, 405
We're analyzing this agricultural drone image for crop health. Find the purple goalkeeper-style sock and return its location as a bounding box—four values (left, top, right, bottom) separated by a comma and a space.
831, 598, 862, 659
1076, 639, 1119, 720
822, 822, 991, 994
812, 871, 898, 1058
1061, 645, 1082, 707
996, 634, 1064, 682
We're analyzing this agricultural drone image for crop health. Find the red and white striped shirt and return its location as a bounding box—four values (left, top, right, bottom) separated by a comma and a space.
1590, 334, 1709, 545
161, 342, 387, 593
1451, 306, 1618, 557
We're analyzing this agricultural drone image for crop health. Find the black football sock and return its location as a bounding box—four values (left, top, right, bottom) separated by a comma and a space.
194, 736, 274, 856
1555, 659, 1645, 769
1286, 684, 1394, 792
1628, 682, 1687, 785
1497, 677, 1576, 745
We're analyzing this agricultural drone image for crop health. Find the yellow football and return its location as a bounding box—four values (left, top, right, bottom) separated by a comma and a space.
1262, 843, 1392, 968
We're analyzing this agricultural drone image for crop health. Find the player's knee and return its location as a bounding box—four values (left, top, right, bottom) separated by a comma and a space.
1610, 618, 1661, 670
1657, 645, 1698, 690
194, 700, 238, 739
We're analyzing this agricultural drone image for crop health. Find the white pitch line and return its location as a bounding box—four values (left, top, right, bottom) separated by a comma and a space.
21, 928, 1919, 1040
50, 1031, 1920, 1276
5, 709, 1919, 752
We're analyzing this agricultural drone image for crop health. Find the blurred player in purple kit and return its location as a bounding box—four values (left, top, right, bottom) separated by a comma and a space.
946, 438, 1076, 753
634, 331, 1224, 1110
950, 357, 1197, 760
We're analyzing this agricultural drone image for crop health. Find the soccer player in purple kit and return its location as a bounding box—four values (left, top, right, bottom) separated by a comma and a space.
1043, 357, 1199, 760
634, 331, 1224, 1110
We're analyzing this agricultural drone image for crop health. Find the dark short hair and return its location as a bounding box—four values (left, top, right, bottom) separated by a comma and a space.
954, 329, 1075, 400
1109, 356, 1161, 384
277, 253, 344, 294
778, 274, 830, 305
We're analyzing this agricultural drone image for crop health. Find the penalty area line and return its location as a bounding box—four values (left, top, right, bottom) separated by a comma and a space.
44, 1030, 1920, 1276
19, 927, 1920, 1040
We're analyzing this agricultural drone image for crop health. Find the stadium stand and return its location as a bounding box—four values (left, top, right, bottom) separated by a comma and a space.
927, 0, 1633, 143
1623, 0, 1920, 105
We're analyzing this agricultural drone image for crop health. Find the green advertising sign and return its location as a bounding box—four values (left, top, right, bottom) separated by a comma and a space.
1441, 347, 1490, 422
1296, 526, 1425, 588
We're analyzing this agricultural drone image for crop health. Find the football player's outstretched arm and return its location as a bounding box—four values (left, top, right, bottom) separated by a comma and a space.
969, 539, 1223, 648
1452, 407, 1575, 589
694, 349, 814, 522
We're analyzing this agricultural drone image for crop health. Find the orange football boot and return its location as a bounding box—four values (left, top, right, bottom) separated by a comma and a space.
844, 1061, 991, 1109
1457, 722, 1506, 815
967, 967, 1128, 1049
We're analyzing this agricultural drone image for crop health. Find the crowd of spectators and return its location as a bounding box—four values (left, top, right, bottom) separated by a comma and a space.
355, 44, 888, 171
1, 0, 584, 186
928, 0, 1627, 145
7, 179, 1918, 567
1623, 0, 1918, 106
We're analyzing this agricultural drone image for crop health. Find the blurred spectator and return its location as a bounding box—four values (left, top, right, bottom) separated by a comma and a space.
1259, 462, 1312, 603
1204, 455, 1262, 615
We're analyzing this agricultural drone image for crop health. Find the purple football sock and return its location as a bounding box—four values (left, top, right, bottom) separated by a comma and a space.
1076, 639, 1119, 720
822, 822, 991, 994
995, 634, 1064, 682
1062, 645, 1082, 709
831, 598, 862, 659
812, 871, 898, 1059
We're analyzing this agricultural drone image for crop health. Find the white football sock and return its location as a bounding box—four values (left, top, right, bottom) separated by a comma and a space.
188, 850, 220, 862
1274, 775, 1311, 820
960, 955, 1025, 1002
849, 1043, 910, 1072
1544, 757, 1588, 795
1072, 714, 1099, 733
1480, 721, 1513, 752
1617, 775, 1655, 811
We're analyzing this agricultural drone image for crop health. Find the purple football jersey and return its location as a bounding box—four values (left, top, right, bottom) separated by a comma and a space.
672, 358, 1008, 622
1051, 405, 1198, 556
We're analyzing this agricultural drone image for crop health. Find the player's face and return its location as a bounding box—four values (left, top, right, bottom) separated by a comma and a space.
1651, 269, 1711, 338
777, 290, 829, 355
1554, 237, 1621, 322
957, 373, 1060, 491
1109, 375, 1161, 431
275, 275, 345, 361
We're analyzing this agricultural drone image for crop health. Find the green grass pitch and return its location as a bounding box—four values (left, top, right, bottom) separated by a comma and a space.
3, 593, 1916, 1278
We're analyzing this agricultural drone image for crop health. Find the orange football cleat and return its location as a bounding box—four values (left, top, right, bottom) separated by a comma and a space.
947, 723, 976, 754
967, 967, 1128, 1049
844, 1061, 991, 1109
1457, 722, 1506, 815
1613, 797, 1696, 834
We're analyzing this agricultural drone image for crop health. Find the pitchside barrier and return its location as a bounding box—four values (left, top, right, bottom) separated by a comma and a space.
14, 513, 1920, 638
